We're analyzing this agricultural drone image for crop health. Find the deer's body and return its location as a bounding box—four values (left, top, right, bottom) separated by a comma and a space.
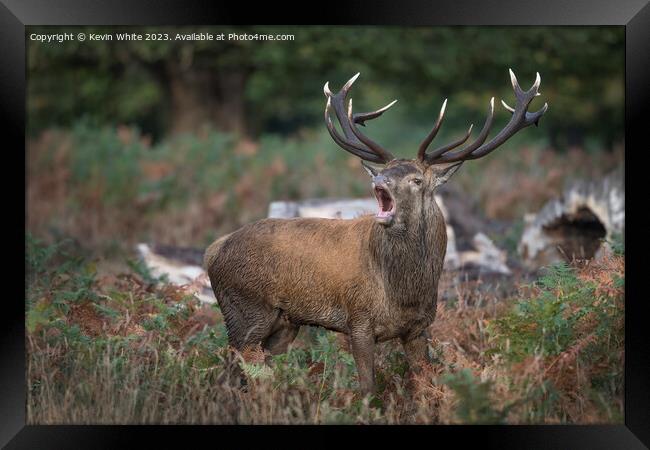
206, 204, 446, 344
205, 70, 547, 393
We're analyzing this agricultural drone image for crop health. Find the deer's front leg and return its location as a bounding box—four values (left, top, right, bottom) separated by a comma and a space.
349, 324, 376, 394
401, 329, 433, 374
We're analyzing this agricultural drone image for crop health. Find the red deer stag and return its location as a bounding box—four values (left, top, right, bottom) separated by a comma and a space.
205, 70, 547, 393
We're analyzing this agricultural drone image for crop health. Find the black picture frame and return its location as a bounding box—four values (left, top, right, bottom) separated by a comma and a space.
3, 0, 648, 447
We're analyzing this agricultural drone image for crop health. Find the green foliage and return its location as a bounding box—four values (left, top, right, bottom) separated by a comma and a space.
93, 302, 120, 321
270, 347, 311, 388
68, 119, 142, 205
26, 234, 84, 297
490, 262, 592, 361
185, 323, 229, 354
28, 26, 623, 148
241, 361, 274, 380
26, 234, 64, 283
269, 329, 357, 394
126, 258, 167, 285
442, 369, 508, 424
486, 254, 624, 422
608, 232, 624, 256
26, 236, 93, 332
490, 257, 622, 360
26, 234, 98, 320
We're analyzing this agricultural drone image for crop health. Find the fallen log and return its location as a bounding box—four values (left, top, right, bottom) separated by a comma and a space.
518, 167, 624, 269
136, 243, 215, 304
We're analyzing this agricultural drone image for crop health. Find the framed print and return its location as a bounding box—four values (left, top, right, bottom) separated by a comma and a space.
3, 0, 649, 447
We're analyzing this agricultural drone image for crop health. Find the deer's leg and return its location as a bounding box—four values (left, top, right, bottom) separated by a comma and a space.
401, 329, 433, 374
263, 325, 300, 355
262, 309, 299, 355
349, 325, 376, 394
400, 329, 436, 423
219, 291, 278, 351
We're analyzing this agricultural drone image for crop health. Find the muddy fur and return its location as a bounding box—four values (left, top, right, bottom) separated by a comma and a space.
205, 159, 462, 393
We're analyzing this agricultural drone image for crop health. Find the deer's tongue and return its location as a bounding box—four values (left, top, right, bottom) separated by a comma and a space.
375, 188, 394, 217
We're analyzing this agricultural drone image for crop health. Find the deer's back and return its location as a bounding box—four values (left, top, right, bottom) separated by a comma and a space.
205, 216, 379, 327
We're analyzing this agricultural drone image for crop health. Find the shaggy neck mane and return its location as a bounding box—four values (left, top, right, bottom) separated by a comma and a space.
368, 200, 446, 307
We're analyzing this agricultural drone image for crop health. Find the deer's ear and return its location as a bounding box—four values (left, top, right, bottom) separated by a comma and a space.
433, 161, 463, 187
361, 161, 379, 178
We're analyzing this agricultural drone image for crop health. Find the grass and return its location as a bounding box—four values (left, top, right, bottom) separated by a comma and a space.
26, 234, 624, 424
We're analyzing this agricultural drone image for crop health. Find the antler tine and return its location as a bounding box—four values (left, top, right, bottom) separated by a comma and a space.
501, 99, 548, 128
509, 68, 525, 97
323, 75, 364, 149
417, 99, 447, 161
421, 70, 548, 165
465, 69, 547, 159
324, 98, 387, 164
424, 97, 495, 164
347, 99, 396, 162
342, 72, 361, 93
423, 124, 474, 160
354, 100, 398, 126
323, 73, 396, 164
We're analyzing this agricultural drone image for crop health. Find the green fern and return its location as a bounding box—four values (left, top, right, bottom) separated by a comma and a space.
442, 369, 507, 424
241, 361, 274, 380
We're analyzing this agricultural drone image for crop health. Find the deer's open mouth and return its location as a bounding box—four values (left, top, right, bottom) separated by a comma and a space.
374, 187, 395, 223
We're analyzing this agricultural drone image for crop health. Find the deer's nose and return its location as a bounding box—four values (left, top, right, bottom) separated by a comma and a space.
373, 174, 390, 186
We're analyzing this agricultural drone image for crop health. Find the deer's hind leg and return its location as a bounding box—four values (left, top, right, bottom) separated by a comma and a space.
217, 290, 279, 351
263, 311, 299, 355
401, 328, 433, 372
213, 290, 280, 390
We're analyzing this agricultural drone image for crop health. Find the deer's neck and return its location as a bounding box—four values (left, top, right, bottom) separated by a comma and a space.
369, 202, 447, 307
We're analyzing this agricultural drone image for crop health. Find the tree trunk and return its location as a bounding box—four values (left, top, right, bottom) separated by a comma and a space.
165, 63, 249, 137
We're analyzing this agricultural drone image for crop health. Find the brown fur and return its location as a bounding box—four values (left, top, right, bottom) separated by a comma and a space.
205, 159, 462, 393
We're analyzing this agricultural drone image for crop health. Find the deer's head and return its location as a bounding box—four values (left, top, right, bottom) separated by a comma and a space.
324, 71, 548, 229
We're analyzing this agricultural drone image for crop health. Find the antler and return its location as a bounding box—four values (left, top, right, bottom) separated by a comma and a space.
324, 73, 397, 164
419, 69, 548, 165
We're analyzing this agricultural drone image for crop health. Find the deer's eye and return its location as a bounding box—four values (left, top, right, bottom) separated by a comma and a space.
411, 178, 423, 186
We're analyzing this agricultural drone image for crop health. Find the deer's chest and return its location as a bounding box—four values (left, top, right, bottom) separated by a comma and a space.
374, 293, 438, 342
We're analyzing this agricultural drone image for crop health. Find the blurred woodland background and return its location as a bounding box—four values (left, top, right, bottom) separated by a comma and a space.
26, 26, 625, 425
27, 25, 624, 252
